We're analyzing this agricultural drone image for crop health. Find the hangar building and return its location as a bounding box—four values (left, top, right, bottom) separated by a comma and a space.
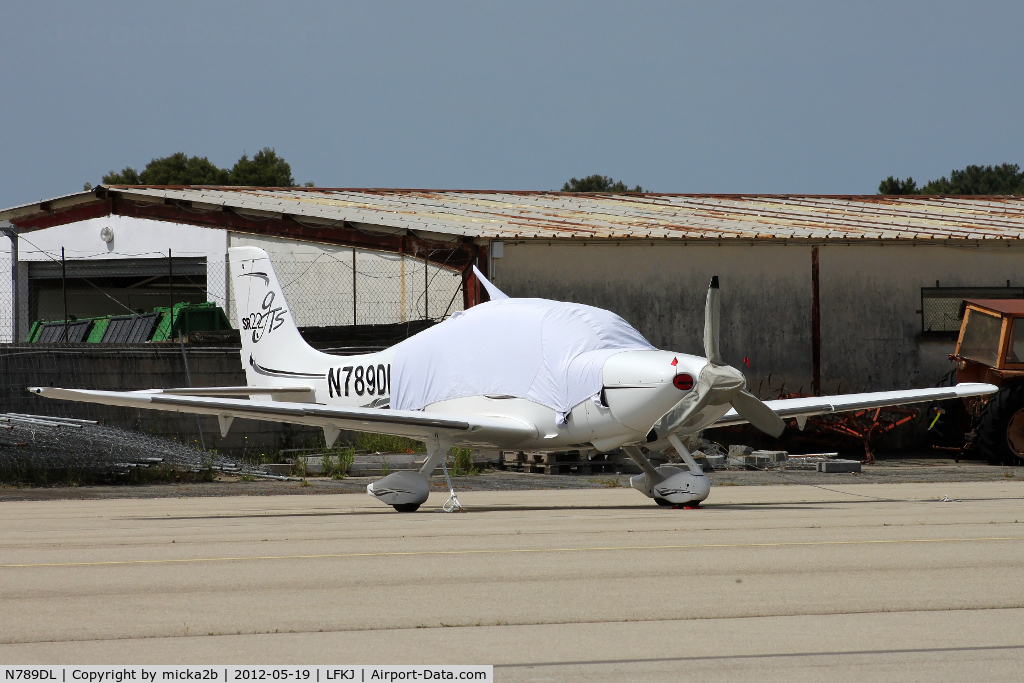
3, 186, 1024, 398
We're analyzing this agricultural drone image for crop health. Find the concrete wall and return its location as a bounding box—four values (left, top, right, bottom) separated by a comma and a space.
17, 214, 227, 263
492, 240, 1024, 394
0, 345, 321, 456
819, 242, 1023, 392
492, 241, 814, 393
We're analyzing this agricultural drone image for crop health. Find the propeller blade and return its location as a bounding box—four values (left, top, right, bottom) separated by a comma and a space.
656, 277, 785, 440
704, 276, 723, 366
730, 390, 786, 438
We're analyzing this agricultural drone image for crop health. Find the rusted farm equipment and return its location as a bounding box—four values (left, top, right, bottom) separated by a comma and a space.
943, 299, 1024, 465
775, 391, 918, 464
750, 374, 919, 464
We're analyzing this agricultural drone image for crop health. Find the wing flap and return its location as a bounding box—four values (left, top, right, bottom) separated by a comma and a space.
156, 386, 315, 397
713, 383, 996, 428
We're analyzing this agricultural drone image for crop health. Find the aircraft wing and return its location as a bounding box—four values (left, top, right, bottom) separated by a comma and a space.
29, 387, 538, 446
712, 382, 997, 428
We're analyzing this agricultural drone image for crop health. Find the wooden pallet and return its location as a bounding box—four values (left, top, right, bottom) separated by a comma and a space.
502, 450, 620, 475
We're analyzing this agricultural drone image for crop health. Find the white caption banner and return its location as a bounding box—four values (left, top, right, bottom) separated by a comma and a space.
0, 667, 492, 683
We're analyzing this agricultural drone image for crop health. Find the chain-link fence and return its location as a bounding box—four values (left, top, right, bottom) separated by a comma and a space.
14, 248, 464, 339
0, 252, 11, 343
921, 286, 1024, 333
222, 250, 464, 328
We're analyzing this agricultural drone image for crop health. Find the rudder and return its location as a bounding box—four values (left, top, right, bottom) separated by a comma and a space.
229, 246, 331, 388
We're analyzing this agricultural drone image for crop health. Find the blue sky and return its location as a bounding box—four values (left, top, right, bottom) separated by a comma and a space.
1, 1, 1021, 207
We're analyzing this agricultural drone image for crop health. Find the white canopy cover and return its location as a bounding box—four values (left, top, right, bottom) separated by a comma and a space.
392, 297, 655, 416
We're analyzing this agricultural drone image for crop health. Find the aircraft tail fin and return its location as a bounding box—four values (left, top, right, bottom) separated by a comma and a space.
228, 247, 329, 388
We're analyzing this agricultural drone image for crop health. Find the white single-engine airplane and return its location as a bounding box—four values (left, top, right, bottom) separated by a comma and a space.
33, 247, 996, 511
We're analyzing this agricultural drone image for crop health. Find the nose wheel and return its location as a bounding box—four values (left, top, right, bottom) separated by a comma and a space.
393, 503, 420, 512
654, 497, 701, 509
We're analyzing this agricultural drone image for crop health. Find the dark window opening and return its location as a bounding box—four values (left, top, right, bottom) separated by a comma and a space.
958, 308, 1003, 366
1007, 318, 1024, 364
27, 258, 207, 324
920, 286, 1023, 335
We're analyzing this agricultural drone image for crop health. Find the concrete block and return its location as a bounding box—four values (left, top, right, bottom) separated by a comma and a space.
728, 444, 753, 457
704, 455, 727, 469
741, 454, 772, 469
753, 450, 788, 463
817, 459, 861, 473
619, 460, 643, 474
293, 456, 325, 474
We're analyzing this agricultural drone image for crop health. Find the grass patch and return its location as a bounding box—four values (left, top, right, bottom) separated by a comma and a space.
354, 433, 425, 453
322, 446, 355, 479
449, 448, 479, 476
588, 477, 626, 488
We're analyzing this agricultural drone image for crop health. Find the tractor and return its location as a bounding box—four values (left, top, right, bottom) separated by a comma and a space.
940, 299, 1024, 465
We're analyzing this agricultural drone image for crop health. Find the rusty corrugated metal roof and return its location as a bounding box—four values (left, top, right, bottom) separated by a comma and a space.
5, 187, 1024, 240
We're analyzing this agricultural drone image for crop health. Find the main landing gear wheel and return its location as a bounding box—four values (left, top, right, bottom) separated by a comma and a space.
977, 386, 1024, 466
654, 498, 672, 507
393, 503, 421, 512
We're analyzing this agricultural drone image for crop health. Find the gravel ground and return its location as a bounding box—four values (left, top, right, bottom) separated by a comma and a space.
0, 419, 241, 473
1, 457, 1020, 502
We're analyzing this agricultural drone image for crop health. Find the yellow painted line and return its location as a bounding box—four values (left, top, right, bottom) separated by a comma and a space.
2, 536, 1023, 569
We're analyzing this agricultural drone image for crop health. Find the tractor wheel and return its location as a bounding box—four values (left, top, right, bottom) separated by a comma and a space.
976, 385, 1024, 466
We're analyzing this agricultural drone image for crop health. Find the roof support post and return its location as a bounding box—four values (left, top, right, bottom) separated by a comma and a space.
1, 225, 17, 343
61, 247, 68, 343
811, 245, 821, 396
168, 248, 174, 339
460, 245, 489, 310
461, 264, 475, 310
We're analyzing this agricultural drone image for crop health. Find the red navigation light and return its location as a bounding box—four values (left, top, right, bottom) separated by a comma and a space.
673, 374, 694, 391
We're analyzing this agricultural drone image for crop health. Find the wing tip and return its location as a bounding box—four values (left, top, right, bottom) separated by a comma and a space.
954, 382, 999, 396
